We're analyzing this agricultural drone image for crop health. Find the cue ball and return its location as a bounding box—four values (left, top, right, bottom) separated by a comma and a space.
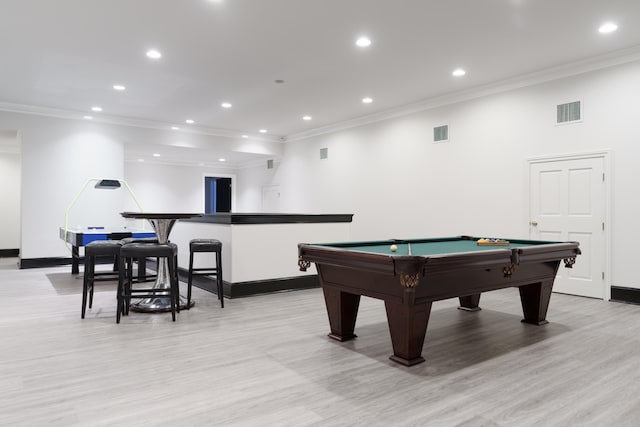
390, 244, 398, 252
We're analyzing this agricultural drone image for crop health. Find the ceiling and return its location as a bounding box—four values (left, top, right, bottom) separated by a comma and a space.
2, 0, 640, 165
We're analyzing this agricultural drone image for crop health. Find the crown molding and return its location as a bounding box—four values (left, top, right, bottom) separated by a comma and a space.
285, 45, 640, 142
0, 102, 284, 143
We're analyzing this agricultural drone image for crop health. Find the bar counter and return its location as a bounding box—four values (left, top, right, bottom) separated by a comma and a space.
170, 213, 353, 298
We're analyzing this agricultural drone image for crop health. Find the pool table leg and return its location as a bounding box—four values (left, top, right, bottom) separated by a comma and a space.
384, 297, 432, 366
458, 294, 481, 311
519, 279, 554, 325
323, 287, 360, 341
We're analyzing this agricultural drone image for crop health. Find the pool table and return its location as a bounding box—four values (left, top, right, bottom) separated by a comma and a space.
298, 235, 580, 366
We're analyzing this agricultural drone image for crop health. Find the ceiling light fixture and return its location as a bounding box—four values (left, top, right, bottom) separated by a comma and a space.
171, 126, 180, 130
241, 135, 248, 138
152, 153, 161, 157
356, 37, 372, 47
137, 159, 144, 162
185, 119, 195, 124
91, 106, 103, 112
221, 102, 232, 108
302, 116, 312, 121
146, 49, 162, 59
362, 97, 373, 104
113, 84, 126, 91
218, 158, 226, 162
259, 129, 267, 133
452, 69, 466, 77
598, 22, 618, 34
83, 115, 93, 120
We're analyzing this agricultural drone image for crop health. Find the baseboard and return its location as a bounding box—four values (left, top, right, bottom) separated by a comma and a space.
177, 267, 319, 298
610, 286, 640, 305
20, 256, 115, 269
20, 257, 320, 298
0, 249, 19, 258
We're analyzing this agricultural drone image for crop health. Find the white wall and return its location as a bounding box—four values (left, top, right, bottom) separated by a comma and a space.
16, 115, 126, 259
0, 151, 21, 250
237, 60, 640, 290
0, 109, 282, 260
123, 161, 238, 215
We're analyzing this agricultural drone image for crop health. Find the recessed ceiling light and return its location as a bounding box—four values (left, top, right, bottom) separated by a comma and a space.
152, 153, 160, 157
83, 115, 93, 120
137, 159, 145, 162
302, 115, 312, 121
218, 158, 226, 162
452, 69, 466, 77
356, 37, 372, 47
221, 102, 232, 108
241, 135, 248, 138
171, 126, 180, 130
259, 129, 267, 133
599, 22, 618, 34
113, 84, 126, 91
185, 119, 195, 124
91, 106, 102, 112
362, 97, 373, 104
146, 49, 162, 59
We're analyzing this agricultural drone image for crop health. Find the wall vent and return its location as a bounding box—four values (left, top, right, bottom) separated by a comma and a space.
557, 101, 581, 124
267, 159, 274, 169
433, 125, 449, 142
320, 147, 328, 159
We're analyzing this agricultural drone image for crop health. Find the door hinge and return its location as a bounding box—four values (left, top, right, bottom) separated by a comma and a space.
602, 173, 605, 182
602, 272, 605, 280
602, 222, 605, 231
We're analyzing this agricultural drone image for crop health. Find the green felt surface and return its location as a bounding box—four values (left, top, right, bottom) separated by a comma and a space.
326, 239, 540, 256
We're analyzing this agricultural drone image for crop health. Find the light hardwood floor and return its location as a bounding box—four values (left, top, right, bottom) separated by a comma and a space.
1, 258, 639, 426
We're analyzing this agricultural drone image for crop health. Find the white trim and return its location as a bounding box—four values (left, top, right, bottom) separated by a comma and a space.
0, 102, 284, 143
527, 149, 612, 301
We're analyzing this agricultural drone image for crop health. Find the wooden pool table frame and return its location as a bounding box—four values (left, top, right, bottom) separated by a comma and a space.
298, 236, 580, 366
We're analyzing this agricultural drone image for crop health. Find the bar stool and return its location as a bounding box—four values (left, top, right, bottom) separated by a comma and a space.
120, 237, 159, 282
188, 239, 224, 308
82, 240, 124, 318
117, 242, 179, 323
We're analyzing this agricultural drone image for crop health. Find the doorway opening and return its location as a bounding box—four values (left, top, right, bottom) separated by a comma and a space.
204, 176, 233, 214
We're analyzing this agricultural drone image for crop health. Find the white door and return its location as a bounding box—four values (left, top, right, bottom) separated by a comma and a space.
529, 156, 606, 299
262, 185, 281, 213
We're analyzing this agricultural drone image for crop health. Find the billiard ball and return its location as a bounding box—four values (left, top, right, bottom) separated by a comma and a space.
390, 244, 398, 252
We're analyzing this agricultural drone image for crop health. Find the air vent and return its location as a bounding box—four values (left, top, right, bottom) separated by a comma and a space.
433, 125, 449, 142
557, 101, 581, 124
267, 159, 274, 169
320, 147, 328, 159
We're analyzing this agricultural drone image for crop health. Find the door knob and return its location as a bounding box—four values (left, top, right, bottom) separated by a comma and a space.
530, 221, 538, 226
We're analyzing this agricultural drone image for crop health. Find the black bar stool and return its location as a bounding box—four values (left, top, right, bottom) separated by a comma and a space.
82, 240, 124, 318
188, 239, 224, 308
120, 237, 159, 282
117, 242, 179, 323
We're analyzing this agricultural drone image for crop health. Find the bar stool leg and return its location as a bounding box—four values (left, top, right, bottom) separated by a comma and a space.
217, 250, 224, 308
168, 256, 177, 321
117, 256, 125, 324
187, 250, 194, 309
81, 255, 92, 318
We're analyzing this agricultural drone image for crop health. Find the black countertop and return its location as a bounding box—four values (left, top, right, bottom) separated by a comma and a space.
182, 213, 354, 225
